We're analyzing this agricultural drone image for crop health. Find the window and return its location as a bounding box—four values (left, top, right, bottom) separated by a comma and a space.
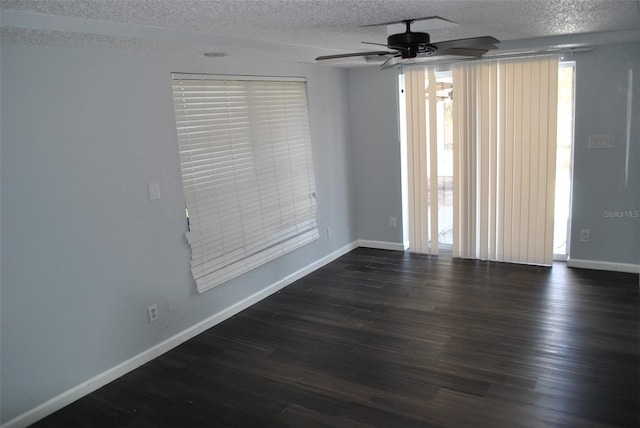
172, 74, 318, 293
434, 72, 454, 247
553, 62, 575, 258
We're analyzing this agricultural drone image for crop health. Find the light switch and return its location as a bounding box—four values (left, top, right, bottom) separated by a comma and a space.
148, 182, 161, 201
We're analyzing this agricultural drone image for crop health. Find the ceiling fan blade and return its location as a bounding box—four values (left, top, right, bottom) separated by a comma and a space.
473, 44, 498, 51
360, 16, 452, 27
433, 36, 500, 50
362, 41, 409, 52
434, 48, 489, 57
380, 53, 403, 70
362, 41, 389, 48
316, 51, 391, 61
379, 55, 395, 69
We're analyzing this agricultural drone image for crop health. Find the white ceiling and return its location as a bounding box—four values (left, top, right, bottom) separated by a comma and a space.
1, 0, 639, 67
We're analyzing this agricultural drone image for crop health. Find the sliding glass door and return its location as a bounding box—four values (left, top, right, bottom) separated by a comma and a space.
402, 57, 574, 265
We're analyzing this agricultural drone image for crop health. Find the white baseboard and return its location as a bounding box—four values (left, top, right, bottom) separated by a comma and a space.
357, 239, 407, 251
1, 241, 359, 428
566, 258, 640, 274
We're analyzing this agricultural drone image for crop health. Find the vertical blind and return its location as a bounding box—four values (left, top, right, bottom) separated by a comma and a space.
405, 67, 440, 255
172, 75, 318, 293
452, 56, 559, 265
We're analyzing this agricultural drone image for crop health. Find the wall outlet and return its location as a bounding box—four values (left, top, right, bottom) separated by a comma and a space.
580, 229, 591, 242
389, 216, 397, 229
147, 304, 158, 322
588, 135, 614, 149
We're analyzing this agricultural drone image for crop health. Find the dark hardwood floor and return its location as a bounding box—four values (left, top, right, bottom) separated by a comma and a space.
33, 248, 639, 427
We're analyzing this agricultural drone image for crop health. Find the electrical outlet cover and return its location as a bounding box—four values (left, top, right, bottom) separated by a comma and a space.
147, 304, 158, 322
580, 229, 591, 242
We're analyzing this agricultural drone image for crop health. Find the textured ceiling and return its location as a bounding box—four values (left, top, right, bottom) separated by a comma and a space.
1, 0, 639, 66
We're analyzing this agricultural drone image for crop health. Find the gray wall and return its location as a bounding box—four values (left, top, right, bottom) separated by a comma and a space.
570, 43, 639, 265
0, 45, 356, 423
349, 43, 640, 264
348, 67, 404, 244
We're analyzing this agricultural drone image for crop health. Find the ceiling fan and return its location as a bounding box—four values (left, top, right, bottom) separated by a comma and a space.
316, 18, 499, 65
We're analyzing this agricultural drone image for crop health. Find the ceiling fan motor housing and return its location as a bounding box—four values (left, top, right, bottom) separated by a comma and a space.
387, 31, 434, 58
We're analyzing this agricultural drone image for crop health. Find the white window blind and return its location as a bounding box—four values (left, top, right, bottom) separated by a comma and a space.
172, 75, 319, 293
404, 67, 440, 255
452, 56, 559, 265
